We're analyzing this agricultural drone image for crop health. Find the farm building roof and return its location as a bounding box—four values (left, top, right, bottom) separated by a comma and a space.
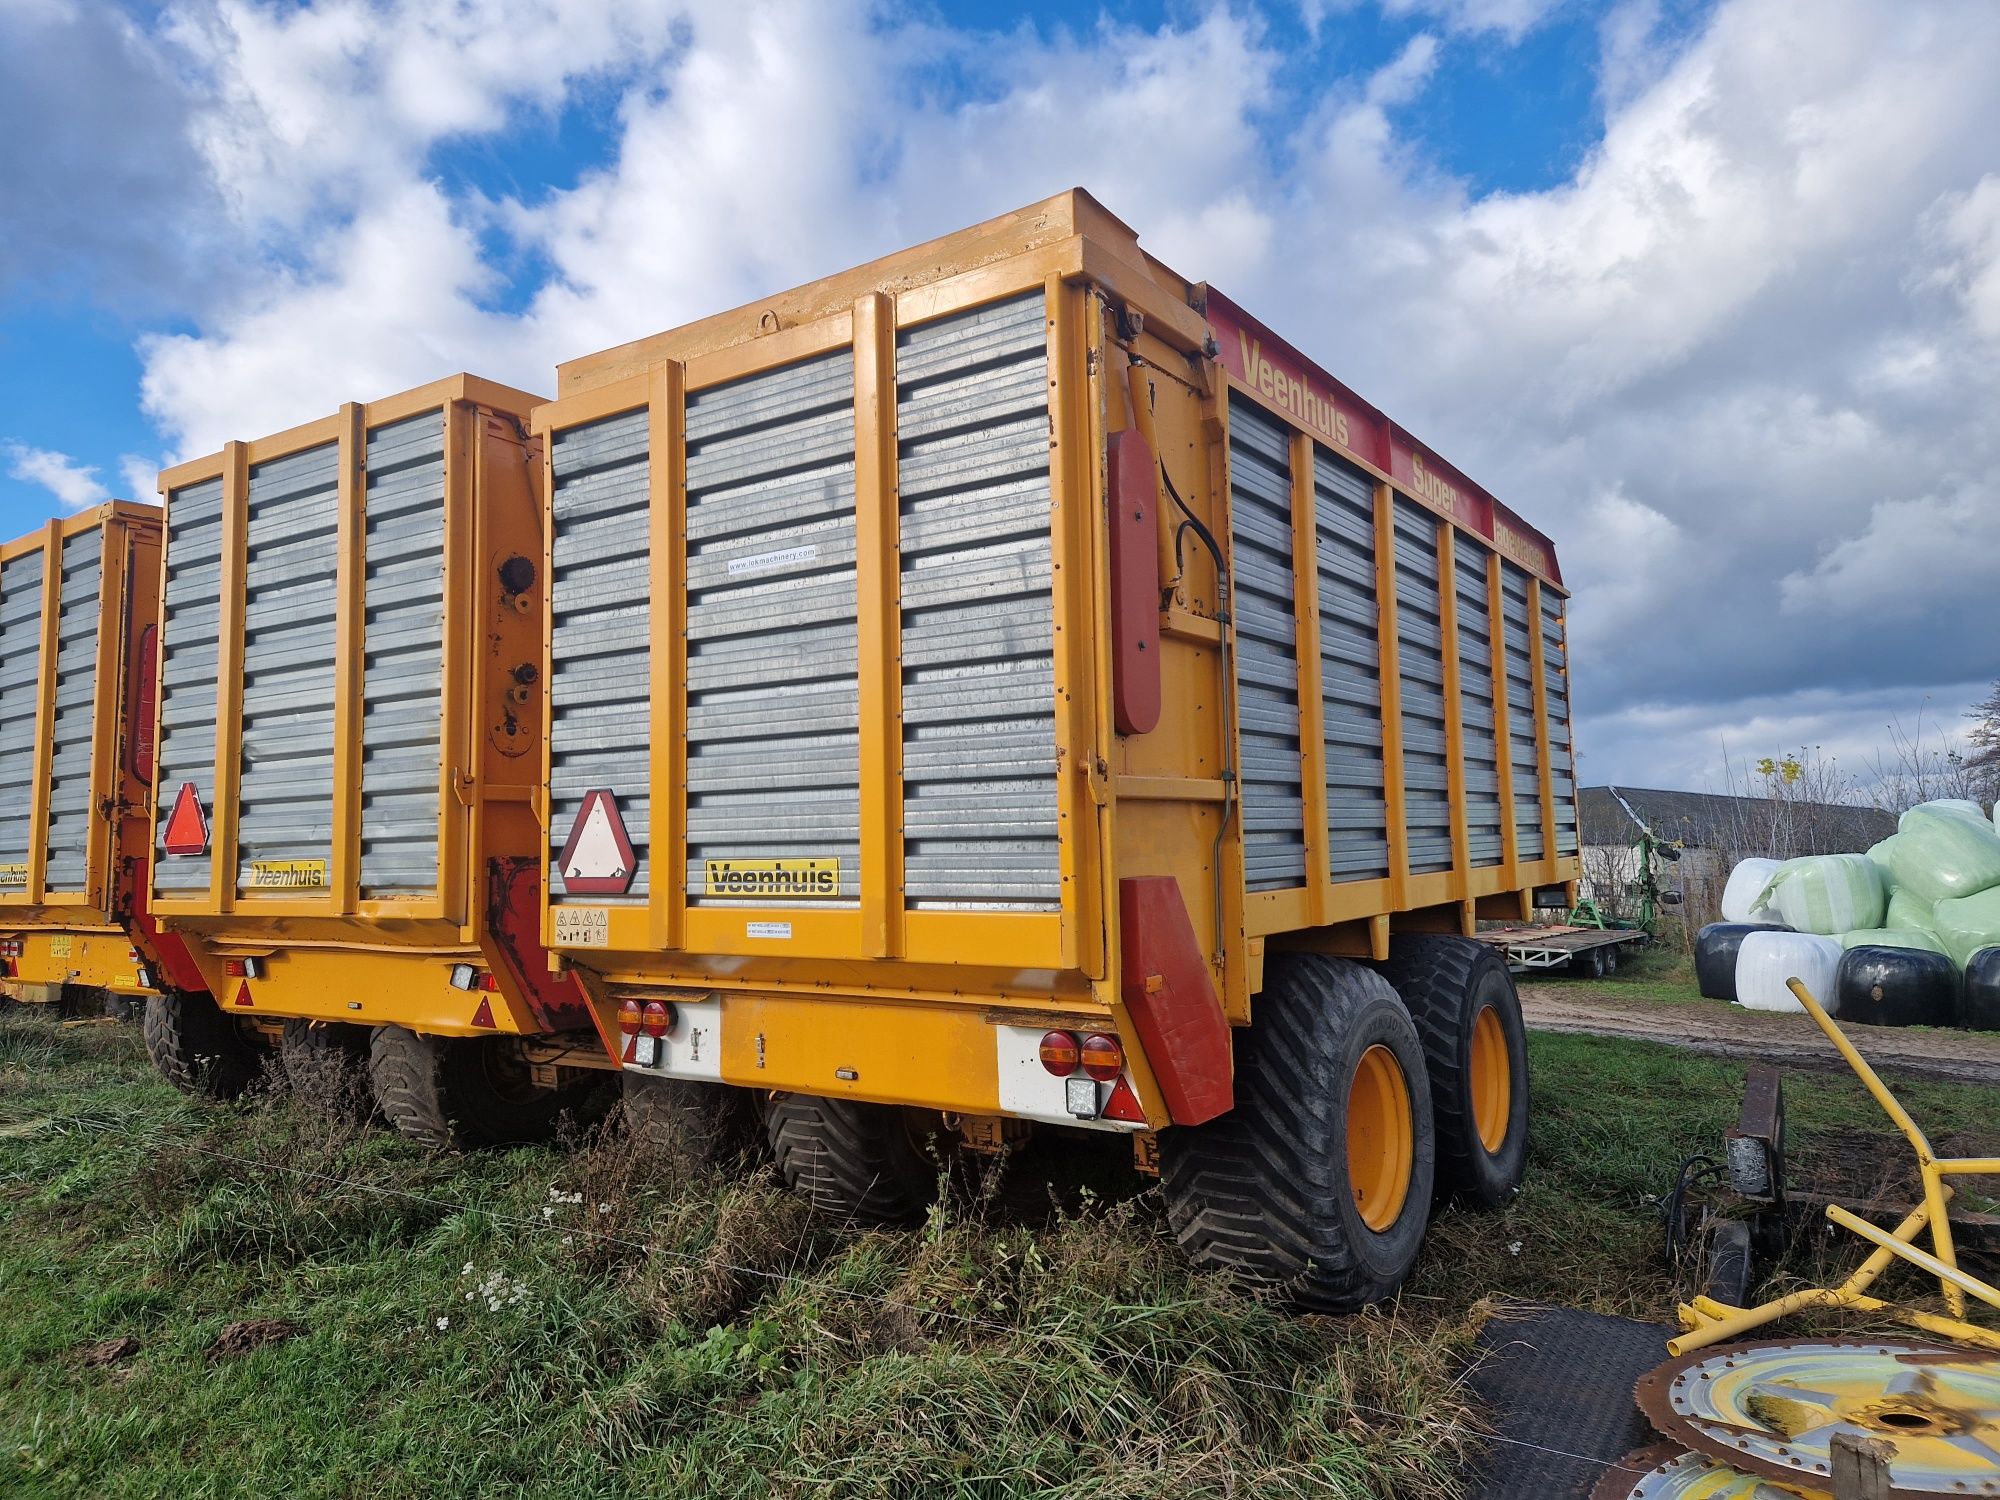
1579, 785, 1897, 857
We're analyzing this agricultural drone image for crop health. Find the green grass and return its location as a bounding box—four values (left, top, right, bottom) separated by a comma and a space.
2, 1006, 1997, 1499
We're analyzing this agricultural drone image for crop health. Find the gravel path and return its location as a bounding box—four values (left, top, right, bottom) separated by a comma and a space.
1518, 984, 2000, 1087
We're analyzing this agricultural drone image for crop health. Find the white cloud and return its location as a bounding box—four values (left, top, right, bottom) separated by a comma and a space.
119, 455, 165, 502
4, 443, 111, 511
15, 0, 2000, 790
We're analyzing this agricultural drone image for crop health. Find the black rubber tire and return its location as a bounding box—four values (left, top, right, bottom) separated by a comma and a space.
1570, 944, 1608, 979
279, 1019, 379, 1124
143, 990, 264, 1100
1602, 942, 1620, 975
369, 1027, 603, 1150
765, 1093, 942, 1224
623, 1072, 755, 1166
1159, 953, 1436, 1312
1370, 934, 1530, 1209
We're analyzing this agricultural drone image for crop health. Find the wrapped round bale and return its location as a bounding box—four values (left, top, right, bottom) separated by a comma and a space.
1695, 921, 1790, 1002
1720, 858, 1784, 924
1922, 798, 1990, 824
1884, 885, 1937, 936
1833, 945, 1960, 1028
1872, 804, 2000, 906
1931, 885, 2000, 969
1754, 854, 1886, 935
1838, 927, 1948, 955
1962, 947, 2000, 1031
1734, 929, 1841, 1013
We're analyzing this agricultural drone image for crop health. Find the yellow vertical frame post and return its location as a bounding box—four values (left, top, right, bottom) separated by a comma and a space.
648, 364, 688, 953
81, 518, 129, 906
1526, 576, 1557, 879
1290, 432, 1331, 926
1485, 553, 1521, 893
1047, 276, 1104, 978
1373, 483, 1409, 909
1434, 526, 1472, 928
24, 522, 61, 904
329, 404, 365, 914
853, 294, 904, 959
211, 442, 250, 912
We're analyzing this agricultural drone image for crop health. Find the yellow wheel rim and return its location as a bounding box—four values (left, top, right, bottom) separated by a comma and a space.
1346, 1043, 1414, 1232
1470, 1004, 1512, 1154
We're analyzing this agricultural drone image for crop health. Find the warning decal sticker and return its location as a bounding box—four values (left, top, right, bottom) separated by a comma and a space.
559, 790, 638, 896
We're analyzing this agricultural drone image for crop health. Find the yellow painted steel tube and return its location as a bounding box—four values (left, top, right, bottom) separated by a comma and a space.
1786, 976, 1966, 1315
1826, 1203, 2000, 1312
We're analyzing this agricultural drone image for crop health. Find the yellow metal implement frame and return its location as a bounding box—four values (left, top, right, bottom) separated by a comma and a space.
1671, 976, 2000, 1355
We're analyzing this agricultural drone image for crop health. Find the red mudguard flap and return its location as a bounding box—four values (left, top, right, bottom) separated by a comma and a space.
1119, 876, 1232, 1125
1106, 429, 1161, 736
485, 857, 595, 1032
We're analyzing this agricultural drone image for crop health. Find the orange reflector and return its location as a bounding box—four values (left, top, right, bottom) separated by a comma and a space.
470, 997, 497, 1029
1038, 1030, 1080, 1077
1079, 1032, 1124, 1082
1103, 1074, 1146, 1123
641, 1000, 671, 1038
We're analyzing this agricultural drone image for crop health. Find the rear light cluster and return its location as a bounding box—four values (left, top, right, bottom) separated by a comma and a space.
616, 997, 677, 1065
0, 938, 23, 960
1038, 1030, 1124, 1080
224, 957, 263, 979
448, 963, 500, 992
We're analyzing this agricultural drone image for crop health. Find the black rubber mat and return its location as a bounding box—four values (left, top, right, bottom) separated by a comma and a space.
1462, 1302, 1677, 1499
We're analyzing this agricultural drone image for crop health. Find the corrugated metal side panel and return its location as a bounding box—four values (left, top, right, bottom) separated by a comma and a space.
1454, 532, 1504, 868
1394, 498, 1453, 876
359, 411, 446, 896
235, 442, 339, 888
42, 528, 103, 893
1543, 590, 1579, 856
1499, 561, 1544, 862
0, 549, 45, 876
155, 478, 223, 891
684, 349, 860, 904
897, 292, 1059, 910
548, 409, 652, 903
1229, 394, 1306, 892
1314, 450, 1387, 882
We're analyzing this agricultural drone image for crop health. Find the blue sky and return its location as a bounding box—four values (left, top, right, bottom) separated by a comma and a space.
5, 0, 1998, 793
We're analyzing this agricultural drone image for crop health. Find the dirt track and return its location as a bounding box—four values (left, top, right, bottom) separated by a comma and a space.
1518, 984, 2000, 1087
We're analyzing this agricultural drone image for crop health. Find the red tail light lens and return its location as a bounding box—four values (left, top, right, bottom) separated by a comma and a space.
1079, 1033, 1124, 1082
616, 999, 642, 1035
1038, 1030, 1080, 1076
641, 1000, 671, 1038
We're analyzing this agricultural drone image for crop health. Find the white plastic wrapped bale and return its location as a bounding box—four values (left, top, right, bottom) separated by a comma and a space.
1872, 804, 2000, 906
1720, 857, 1784, 924
1735, 929, 1842, 1013
1754, 854, 1886, 935
1838, 927, 1949, 956
1922, 798, 1989, 824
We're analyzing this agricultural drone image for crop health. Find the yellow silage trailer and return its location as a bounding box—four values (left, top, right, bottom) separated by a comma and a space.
0, 503, 211, 1010
143, 376, 611, 1141
534, 190, 1580, 1307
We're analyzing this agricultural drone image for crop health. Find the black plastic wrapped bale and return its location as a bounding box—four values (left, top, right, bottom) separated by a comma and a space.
1694, 922, 1789, 1003
1961, 946, 2000, 1031
1833, 945, 1959, 1029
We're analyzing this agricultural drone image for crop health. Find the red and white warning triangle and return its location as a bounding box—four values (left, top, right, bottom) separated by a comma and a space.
162, 782, 210, 856
558, 790, 637, 895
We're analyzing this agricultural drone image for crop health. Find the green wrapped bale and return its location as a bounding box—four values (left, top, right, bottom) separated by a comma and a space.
1839, 927, 1948, 955
1884, 886, 1936, 936
1755, 854, 1886, 935
1931, 885, 2000, 969
1873, 804, 2000, 906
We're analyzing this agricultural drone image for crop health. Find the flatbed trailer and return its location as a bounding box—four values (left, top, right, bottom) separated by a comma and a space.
1475, 923, 1649, 977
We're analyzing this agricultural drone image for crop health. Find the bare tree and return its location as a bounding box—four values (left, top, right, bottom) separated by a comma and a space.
1862, 706, 1988, 814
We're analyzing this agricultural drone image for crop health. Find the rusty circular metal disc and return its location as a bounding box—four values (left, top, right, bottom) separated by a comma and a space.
1589, 1442, 1829, 1500
1634, 1338, 2000, 1499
